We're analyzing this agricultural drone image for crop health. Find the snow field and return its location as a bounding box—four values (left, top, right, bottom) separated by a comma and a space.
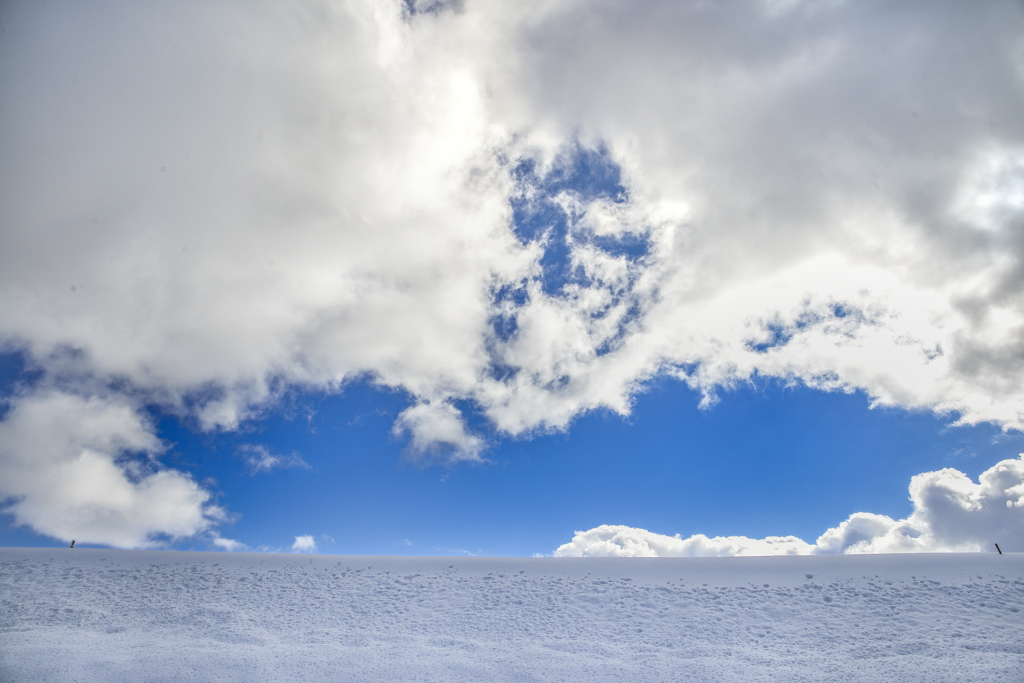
1, 549, 1022, 682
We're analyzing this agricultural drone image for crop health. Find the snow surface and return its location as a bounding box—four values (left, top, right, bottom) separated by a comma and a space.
1, 549, 1022, 682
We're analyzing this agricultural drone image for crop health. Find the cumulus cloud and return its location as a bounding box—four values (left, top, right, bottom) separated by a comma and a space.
291, 535, 317, 553
816, 456, 1024, 553
212, 535, 248, 552
0, 391, 222, 548
468, 0, 1024, 434
2, 0, 1024, 539
555, 455, 1024, 557
0, 0, 525, 432
1, 0, 1020, 445
392, 401, 485, 462
554, 525, 811, 558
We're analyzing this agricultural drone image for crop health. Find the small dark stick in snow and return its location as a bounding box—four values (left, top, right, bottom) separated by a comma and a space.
69, 540, 75, 549
995, 543, 1002, 555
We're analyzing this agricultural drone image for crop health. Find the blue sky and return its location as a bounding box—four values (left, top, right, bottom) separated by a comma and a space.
1, 0, 1024, 555
156, 381, 1021, 555
2, 354, 1020, 555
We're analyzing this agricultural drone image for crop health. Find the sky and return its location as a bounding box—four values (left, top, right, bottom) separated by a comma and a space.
1, 0, 1024, 556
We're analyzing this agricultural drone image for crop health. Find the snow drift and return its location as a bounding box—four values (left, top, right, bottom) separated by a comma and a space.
1, 548, 1021, 681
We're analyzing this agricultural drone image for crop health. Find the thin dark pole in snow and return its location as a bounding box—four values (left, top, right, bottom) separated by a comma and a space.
995, 543, 1002, 555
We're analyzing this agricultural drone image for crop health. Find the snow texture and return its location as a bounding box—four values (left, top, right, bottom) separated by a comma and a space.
1, 549, 1022, 681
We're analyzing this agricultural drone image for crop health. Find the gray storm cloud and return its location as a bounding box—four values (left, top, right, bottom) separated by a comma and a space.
1, 0, 1023, 545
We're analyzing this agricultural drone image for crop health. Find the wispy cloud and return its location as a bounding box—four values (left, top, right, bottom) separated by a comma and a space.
237, 444, 310, 475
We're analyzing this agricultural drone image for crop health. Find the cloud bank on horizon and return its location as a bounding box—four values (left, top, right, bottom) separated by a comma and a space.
1, 0, 1023, 549
555, 455, 1024, 556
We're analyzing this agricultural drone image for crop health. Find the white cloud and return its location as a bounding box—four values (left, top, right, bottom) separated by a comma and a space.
554, 525, 811, 558
817, 455, 1024, 553
237, 444, 310, 475
212, 535, 247, 552
464, 0, 1024, 436
393, 401, 485, 462
291, 535, 317, 553
0, 391, 222, 548
556, 455, 1024, 556
0, 0, 1022, 490
0, 0, 526, 442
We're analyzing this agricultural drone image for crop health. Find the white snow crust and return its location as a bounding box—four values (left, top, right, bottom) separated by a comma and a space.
1, 548, 1022, 682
